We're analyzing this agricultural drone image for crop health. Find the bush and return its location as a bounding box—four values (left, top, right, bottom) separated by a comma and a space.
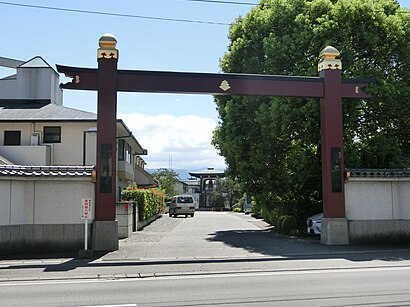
121, 184, 165, 221
275, 215, 285, 233
279, 215, 298, 235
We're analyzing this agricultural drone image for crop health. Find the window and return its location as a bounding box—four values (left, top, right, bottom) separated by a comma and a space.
125, 142, 132, 163
43, 126, 61, 143
118, 139, 125, 161
4, 131, 21, 146
177, 196, 194, 203
118, 139, 132, 163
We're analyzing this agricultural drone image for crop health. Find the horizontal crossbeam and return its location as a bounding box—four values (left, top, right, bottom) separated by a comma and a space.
56, 65, 369, 98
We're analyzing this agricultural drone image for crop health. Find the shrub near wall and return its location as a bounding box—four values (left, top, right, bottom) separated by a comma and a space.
121, 184, 165, 221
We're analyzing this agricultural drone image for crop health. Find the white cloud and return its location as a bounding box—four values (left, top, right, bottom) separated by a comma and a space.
118, 112, 226, 171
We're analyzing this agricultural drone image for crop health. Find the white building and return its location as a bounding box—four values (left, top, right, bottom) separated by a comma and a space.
0, 55, 155, 252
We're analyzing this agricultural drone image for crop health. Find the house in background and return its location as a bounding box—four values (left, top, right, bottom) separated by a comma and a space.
189, 167, 225, 208
0, 55, 155, 252
173, 179, 187, 195
183, 177, 200, 207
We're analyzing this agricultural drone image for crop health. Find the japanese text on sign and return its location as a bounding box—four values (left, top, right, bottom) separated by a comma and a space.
81, 198, 93, 220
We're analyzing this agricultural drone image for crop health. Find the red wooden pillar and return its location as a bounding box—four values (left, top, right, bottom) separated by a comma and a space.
93, 34, 119, 250
318, 46, 349, 244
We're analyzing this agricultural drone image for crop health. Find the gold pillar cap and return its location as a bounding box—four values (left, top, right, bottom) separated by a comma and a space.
318, 45, 341, 71
319, 46, 340, 60
99, 33, 117, 48
98, 33, 118, 59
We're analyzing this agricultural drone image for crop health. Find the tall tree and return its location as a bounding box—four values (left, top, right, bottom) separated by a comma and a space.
213, 0, 410, 220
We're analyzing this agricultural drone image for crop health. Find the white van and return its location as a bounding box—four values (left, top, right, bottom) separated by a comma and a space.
169, 195, 196, 218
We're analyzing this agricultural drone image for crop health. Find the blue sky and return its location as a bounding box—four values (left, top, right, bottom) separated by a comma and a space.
1, 0, 409, 176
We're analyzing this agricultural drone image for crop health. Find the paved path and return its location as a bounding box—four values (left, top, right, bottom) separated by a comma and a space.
102, 211, 410, 262
102, 211, 273, 261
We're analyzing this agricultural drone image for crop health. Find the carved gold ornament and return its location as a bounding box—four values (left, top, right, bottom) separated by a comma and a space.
219, 80, 231, 91
318, 46, 342, 71
97, 33, 118, 59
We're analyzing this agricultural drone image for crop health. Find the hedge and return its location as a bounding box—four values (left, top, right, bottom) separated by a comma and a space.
121, 184, 165, 221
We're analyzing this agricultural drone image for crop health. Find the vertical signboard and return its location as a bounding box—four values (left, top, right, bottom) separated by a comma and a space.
331, 147, 342, 193
81, 198, 93, 251
81, 198, 93, 220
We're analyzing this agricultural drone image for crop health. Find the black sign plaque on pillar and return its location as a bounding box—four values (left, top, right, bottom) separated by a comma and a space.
100, 143, 113, 193
331, 147, 342, 193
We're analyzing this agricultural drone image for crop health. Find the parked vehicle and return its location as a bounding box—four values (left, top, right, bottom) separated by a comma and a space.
244, 194, 252, 214
169, 195, 196, 218
307, 213, 323, 235
164, 201, 171, 213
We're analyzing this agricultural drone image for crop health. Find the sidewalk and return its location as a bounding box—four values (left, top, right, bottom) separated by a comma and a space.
2, 212, 410, 282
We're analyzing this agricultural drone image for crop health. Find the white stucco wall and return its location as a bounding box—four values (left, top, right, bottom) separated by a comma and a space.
34, 179, 95, 224
0, 66, 62, 104
0, 177, 94, 226
37, 122, 96, 165
84, 131, 97, 165
0, 122, 32, 145
345, 178, 410, 220
0, 145, 51, 165
398, 181, 410, 218
0, 182, 11, 225
0, 122, 97, 166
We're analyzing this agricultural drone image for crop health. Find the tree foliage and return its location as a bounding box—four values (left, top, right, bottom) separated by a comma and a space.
209, 177, 243, 208
150, 168, 180, 200
213, 0, 410, 223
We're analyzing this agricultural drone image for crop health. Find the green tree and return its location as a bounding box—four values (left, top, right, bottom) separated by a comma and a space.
151, 168, 180, 200
209, 177, 243, 209
220, 177, 243, 209
213, 0, 410, 223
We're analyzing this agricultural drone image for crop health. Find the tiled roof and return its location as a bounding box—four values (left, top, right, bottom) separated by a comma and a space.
189, 167, 225, 178
0, 100, 96, 121
0, 165, 94, 177
347, 169, 410, 178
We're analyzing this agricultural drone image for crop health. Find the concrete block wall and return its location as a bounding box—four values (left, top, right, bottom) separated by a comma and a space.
0, 223, 91, 252
116, 202, 134, 239
348, 220, 410, 243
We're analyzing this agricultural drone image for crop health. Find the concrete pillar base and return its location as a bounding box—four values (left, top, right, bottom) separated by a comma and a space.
321, 218, 349, 245
92, 220, 119, 251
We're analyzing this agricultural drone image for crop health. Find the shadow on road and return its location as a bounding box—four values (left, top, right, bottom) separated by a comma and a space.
206, 227, 410, 262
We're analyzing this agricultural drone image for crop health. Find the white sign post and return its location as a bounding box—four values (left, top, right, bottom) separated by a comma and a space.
81, 198, 93, 251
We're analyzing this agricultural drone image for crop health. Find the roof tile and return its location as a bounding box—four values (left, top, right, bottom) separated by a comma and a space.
347, 168, 410, 178
0, 165, 94, 177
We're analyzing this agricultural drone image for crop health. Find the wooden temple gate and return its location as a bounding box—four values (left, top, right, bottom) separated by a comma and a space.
57, 34, 368, 250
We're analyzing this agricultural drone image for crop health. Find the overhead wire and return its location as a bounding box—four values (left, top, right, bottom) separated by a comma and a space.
184, 0, 257, 5
0, 1, 406, 27
0, 1, 254, 26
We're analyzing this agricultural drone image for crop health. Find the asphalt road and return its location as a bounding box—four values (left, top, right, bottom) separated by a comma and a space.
2, 266, 410, 306
2, 212, 410, 306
